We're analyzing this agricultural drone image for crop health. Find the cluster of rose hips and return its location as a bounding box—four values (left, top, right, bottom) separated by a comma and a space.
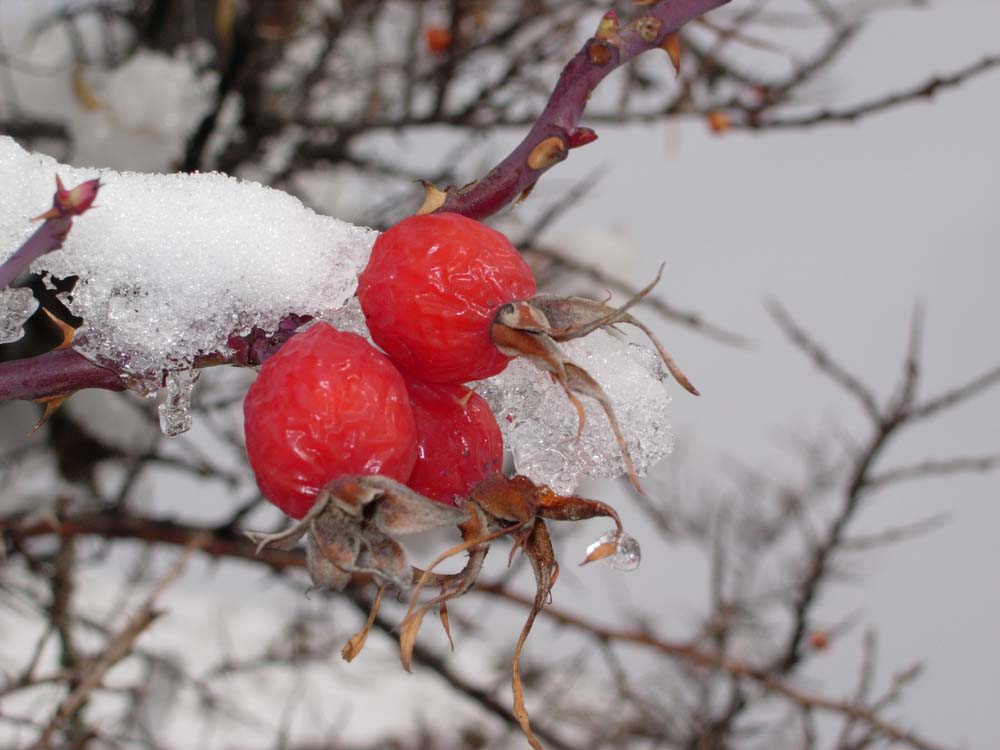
243, 210, 695, 586
244, 213, 531, 520
242, 211, 693, 749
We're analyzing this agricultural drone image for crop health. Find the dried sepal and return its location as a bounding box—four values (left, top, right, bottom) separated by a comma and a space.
246, 476, 468, 592
398, 605, 429, 673
536, 486, 624, 529
360, 475, 469, 534
342, 586, 386, 662
439, 599, 455, 651
511, 517, 559, 750
400, 518, 514, 659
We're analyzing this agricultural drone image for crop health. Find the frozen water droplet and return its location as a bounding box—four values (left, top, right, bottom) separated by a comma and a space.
121, 370, 161, 398
0, 288, 39, 344
158, 369, 200, 436
586, 528, 641, 572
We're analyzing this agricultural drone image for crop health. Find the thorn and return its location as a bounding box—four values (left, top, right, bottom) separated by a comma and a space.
414, 180, 448, 215
40, 307, 76, 350
660, 32, 681, 76
32, 394, 70, 432
527, 137, 566, 171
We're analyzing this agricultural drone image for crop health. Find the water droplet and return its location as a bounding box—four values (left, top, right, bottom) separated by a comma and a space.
585, 528, 641, 572
158, 369, 200, 436
0, 288, 39, 344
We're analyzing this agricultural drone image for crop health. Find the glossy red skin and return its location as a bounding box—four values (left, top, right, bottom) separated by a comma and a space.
243, 323, 418, 519
406, 379, 503, 506
357, 213, 537, 384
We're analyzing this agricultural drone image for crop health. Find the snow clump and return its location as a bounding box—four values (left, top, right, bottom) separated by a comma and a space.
0, 136, 375, 396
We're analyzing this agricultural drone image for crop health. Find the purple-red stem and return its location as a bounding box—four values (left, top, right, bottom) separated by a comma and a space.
0, 216, 73, 289
434, 0, 730, 218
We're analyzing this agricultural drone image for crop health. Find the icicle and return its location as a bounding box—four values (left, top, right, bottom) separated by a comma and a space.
158, 369, 200, 436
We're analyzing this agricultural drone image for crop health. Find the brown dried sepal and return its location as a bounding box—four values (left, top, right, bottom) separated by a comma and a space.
245, 475, 468, 593
395, 475, 631, 748
341, 585, 386, 662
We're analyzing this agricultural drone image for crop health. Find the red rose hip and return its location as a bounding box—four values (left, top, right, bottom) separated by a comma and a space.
406, 379, 503, 505
357, 213, 536, 384
243, 323, 418, 519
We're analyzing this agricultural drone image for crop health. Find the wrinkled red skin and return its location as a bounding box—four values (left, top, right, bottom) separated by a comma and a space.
357, 213, 537, 384
406, 379, 504, 506
243, 323, 418, 519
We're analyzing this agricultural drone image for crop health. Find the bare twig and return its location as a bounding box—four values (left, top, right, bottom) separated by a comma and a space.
28, 539, 203, 749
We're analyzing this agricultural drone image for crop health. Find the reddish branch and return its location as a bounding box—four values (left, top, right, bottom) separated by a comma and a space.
425, 0, 730, 219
